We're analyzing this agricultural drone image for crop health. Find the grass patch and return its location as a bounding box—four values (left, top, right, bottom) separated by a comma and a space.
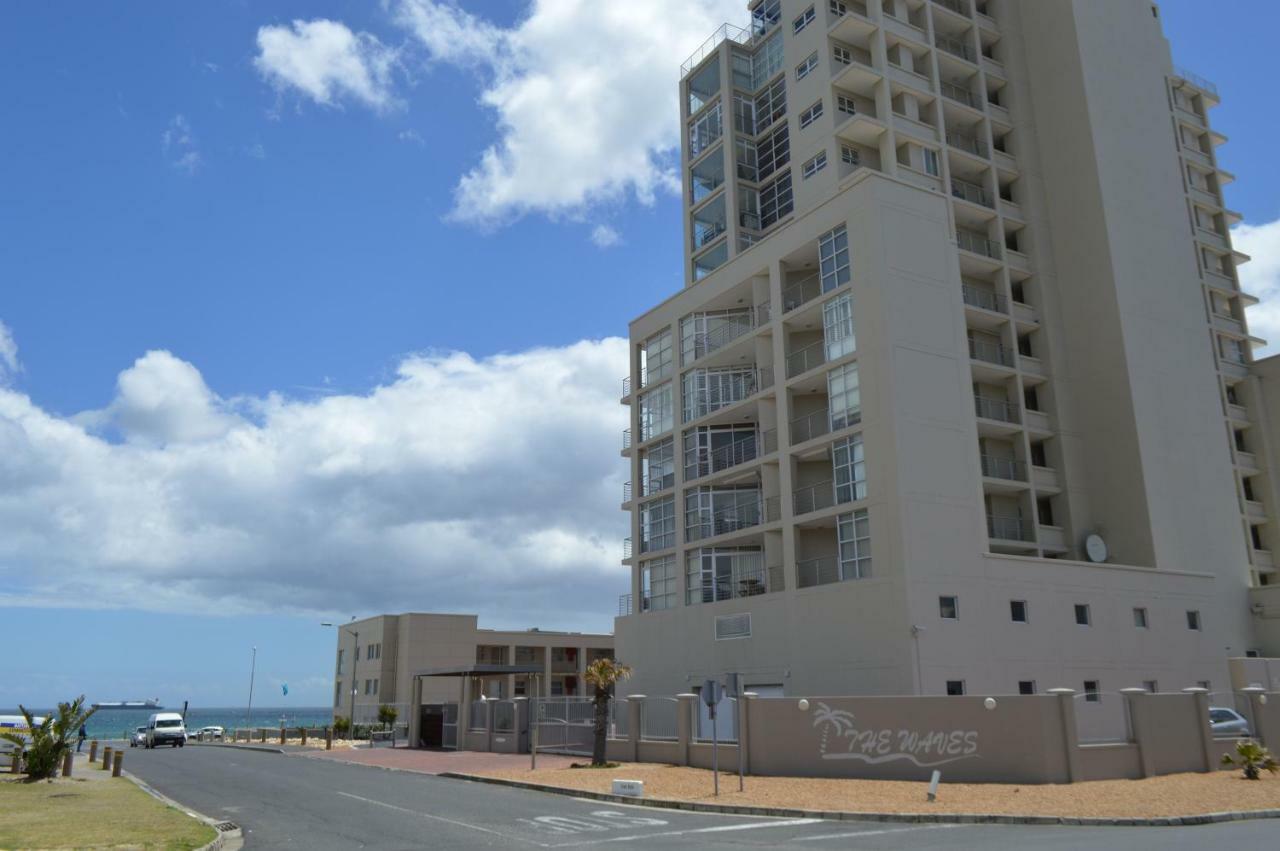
0, 776, 216, 850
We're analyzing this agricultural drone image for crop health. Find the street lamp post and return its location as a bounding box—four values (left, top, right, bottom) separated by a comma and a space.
322, 618, 359, 736
246, 646, 258, 728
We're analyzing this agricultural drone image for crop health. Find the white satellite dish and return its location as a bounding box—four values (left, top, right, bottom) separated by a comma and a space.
1085, 534, 1108, 563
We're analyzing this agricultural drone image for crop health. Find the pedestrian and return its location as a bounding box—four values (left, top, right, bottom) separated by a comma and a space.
76, 724, 87, 753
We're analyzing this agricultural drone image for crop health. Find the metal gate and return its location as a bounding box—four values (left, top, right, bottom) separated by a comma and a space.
441, 702, 458, 750
532, 697, 595, 756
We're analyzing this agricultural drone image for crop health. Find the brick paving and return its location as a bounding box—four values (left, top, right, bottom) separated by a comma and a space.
298, 746, 578, 775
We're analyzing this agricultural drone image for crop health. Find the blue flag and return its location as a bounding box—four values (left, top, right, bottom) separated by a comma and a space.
282, 683, 289, 696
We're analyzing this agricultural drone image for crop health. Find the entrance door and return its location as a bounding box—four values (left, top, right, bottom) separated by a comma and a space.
419, 705, 444, 749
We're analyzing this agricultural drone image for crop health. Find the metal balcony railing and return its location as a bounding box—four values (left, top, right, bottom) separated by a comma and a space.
687, 310, 756, 363
640, 472, 675, 497
686, 429, 777, 481
622, 428, 632, 450
946, 129, 989, 158
1174, 66, 1218, 98
782, 273, 823, 313
951, 177, 993, 207
685, 495, 781, 542
793, 480, 855, 516
623, 481, 632, 503
980, 455, 1027, 481
639, 529, 674, 554
789, 408, 832, 445
797, 554, 867, 587
940, 80, 981, 109
623, 537, 633, 559
961, 284, 1007, 313
933, 0, 970, 16
956, 228, 1002, 259
622, 375, 631, 397
682, 23, 753, 76
830, 0, 870, 19
968, 337, 1014, 367
692, 561, 783, 603
974, 395, 1019, 423
935, 33, 976, 62
987, 514, 1027, 541
786, 339, 829, 378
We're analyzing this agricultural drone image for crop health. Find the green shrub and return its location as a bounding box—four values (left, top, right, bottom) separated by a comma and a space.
1221, 739, 1279, 780
0, 697, 97, 781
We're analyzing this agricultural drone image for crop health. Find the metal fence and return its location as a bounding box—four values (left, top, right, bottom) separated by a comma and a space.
533, 697, 595, 756
608, 698, 630, 740
492, 700, 516, 734
468, 700, 488, 732
641, 696, 680, 741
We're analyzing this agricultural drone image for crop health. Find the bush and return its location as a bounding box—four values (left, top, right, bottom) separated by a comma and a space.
1221, 740, 1279, 780
332, 716, 351, 738
0, 697, 97, 781
377, 705, 399, 729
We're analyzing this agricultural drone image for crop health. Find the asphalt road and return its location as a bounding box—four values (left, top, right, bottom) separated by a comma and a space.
120, 744, 1280, 849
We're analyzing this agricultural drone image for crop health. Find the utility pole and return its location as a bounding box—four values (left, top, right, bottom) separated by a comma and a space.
246, 646, 257, 727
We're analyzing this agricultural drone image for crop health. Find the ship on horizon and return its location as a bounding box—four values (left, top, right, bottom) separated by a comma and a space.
92, 699, 163, 710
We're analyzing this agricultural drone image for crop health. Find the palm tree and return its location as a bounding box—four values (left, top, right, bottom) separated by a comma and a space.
0, 696, 97, 780
583, 657, 632, 766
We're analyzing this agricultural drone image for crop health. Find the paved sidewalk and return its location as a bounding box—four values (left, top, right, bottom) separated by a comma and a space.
298, 746, 578, 775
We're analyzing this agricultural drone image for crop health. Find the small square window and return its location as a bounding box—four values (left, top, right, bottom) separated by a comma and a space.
793, 5, 816, 33
1186, 610, 1201, 630
1132, 607, 1148, 628
1018, 680, 1035, 695
1074, 604, 1091, 626
945, 680, 966, 696
802, 151, 827, 178
1083, 680, 1100, 702
1010, 600, 1028, 623
939, 595, 958, 619
800, 100, 824, 129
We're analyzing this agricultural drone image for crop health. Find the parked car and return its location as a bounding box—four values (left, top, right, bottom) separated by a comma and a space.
145, 712, 187, 748
195, 726, 224, 741
130, 726, 147, 748
1209, 706, 1251, 737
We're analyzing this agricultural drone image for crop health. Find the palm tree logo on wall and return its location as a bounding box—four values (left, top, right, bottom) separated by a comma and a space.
812, 702, 857, 756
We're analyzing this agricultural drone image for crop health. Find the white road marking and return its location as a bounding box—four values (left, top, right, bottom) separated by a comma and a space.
336, 791, 542, 845
551, 817, 825, 846
792, 824, 963, 842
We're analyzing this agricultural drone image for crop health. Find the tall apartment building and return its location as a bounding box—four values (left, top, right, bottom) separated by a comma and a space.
614, 0, 1280, 703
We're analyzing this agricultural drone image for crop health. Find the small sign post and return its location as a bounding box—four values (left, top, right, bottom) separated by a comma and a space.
702, 679, 722, 796
727, 672, 744, 792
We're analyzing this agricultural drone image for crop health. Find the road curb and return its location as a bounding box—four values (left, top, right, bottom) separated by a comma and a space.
122, 770, 244, 850
187, 742, 288, 754
438, 772, 1280, 828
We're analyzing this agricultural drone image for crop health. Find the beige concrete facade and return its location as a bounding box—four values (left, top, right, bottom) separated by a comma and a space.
330, 613, 612, 724
615, 0, 1275, 713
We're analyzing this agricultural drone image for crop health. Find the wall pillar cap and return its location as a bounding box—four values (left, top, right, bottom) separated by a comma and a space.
1181, 686, 1210, 694
1239, 686, 1267, 694
743, 692, 759, 698
626, 694, 647, 699
676, 693, 697, 699
511, 696, 528, 702
1119, 687, 1151, 695
1046, 688, 1076, 695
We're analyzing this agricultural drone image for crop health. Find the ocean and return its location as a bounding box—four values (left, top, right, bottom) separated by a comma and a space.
2, 706, 335, 740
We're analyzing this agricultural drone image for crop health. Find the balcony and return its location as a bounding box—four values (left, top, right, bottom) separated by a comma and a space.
685, 310, 757, 364
684, 366, 774, 423
623, 537, 633, 559
962, 284, 1006, 313
623, 481, 632, 503
951, 177, 993, 208
686, 494, 781, 542
933, 0, 970, 15
782, 273, 824, 313
790, 408, 834, 444
618, 593, 633, 616
1253, 549, 1275, 570
787, 339, 829, 378
957, 228, 1002, 259
696, 560, 784, 602
935, 33, 976, 63
1246, 499, 1267, 523
987, 514, 1029, 542
623, 428, 632, 450
1174, 66, 1219, 99
974, 395, 1019, 423
980, 454, 1026, 481
946, 129, 988, 158
793, 480, 855, 516
797, 554, 865, 587
940, 81, 982, 110
687, 429, 777, 480
969, 337, 1013, 367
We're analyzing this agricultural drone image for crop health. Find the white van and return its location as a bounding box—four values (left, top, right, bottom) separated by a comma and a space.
0, 715, 45, 755
145, 712, 187, 748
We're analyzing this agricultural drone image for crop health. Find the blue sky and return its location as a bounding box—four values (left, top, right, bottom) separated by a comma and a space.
2, 0, 1279, 709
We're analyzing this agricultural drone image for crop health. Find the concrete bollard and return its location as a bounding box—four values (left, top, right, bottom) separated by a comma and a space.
62, 751, 73, 778
326, 727, 333, 750
300, 728, 307, 746
279, 727, 286, 745
101, 746, 113, 770
259, 728, 267, 744
112, 750, 123, 777
89, 740, 98, 763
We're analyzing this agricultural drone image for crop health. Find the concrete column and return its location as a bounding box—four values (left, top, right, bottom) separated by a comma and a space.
1047, 688, 1080, 783
1241, 686, 1275, 747
741, 692, 757, 775
1181, 686, 1215, 772
676, 693, 696, 767
1120, 687, 1154, 778
626, 695, 644, 763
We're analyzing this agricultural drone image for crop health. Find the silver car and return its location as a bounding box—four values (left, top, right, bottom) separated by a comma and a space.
1209, 706, 1251, 736
130, 726, 147, 748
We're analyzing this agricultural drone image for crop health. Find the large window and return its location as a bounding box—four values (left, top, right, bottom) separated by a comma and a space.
693, 240, 729, 280
819, 225, 851, 291
684, 424, 758, 480
640, 496, 676, 553
685, 486, 763, 542
822, 293, 855, 360
799, 100, 824, 128
689, 103, 723, 158
686, 547, 766, 604
751, 31, 784, 89
753, 77, 787, 132
641, 329, 672, 386
755, 125, 790, 183
837, 509, 872, 579
682, 366, 759, 422
687, 60, 721, 116
751, 0, 781, 36
639, 384, 673, 440
692, 194, 727, 249
690, 149, 724, 204
641, 555, 677, 611
827, 362, 861, 429
759, 172, 794, 228
641, 437, 675, 495
832, 433, 866, 503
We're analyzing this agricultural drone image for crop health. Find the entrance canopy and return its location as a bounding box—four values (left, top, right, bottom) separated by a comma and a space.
413, 664, 544, 678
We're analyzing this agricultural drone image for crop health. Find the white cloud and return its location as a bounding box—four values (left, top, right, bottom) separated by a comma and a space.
161, 114, 202, 173
245, 142, 267, 159
397, 128, 425, 145
254, 19, 399, 111
0, 320, 19, 384
0, 338, 629, 631
1236, 218, 1280, 357
392, 0, 744, 225
590, 224, 621, 249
